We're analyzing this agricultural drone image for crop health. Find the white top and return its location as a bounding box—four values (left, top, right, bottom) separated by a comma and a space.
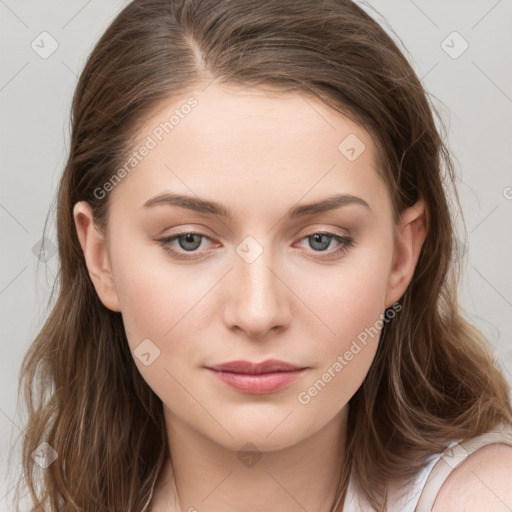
342, 422, 512, 511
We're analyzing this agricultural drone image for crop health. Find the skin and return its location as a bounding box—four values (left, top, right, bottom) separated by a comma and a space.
431, 445, 512, 511
73, 82, 428, 511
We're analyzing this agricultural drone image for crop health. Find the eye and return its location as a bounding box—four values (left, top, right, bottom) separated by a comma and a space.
157, 230, 354, 260
295, 232, 354, 258
158, 232, 218, 260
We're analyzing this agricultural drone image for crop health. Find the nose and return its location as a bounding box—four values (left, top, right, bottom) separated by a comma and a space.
222, 240, 293, 340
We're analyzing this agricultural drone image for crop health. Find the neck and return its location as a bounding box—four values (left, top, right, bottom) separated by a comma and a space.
150, 405, 349, 512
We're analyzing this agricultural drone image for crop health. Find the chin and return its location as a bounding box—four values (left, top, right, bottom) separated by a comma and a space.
206, 418, 312, 453
220, 433, 304, 454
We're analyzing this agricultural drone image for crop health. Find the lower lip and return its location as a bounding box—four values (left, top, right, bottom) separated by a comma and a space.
207, 368, 306, 394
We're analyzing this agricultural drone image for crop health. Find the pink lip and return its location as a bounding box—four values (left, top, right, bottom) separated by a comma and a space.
206, 359, 308, 394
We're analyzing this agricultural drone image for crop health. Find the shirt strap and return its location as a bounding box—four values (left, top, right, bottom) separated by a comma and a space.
415, 423, 512, 512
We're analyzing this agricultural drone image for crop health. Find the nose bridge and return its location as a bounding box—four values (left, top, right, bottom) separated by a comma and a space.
226, 234, 290, 337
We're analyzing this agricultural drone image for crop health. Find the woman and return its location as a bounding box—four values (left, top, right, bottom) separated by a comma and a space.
12, 0, 512, 510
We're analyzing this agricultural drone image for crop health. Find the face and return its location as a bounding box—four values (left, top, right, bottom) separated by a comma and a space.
75, 83, 424, 453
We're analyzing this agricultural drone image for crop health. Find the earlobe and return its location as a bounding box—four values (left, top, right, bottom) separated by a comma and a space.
73, 201, 121, 312
385, 199, 427, 308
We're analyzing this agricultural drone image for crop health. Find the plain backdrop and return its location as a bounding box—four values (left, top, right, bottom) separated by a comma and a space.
1, 0, 511, 509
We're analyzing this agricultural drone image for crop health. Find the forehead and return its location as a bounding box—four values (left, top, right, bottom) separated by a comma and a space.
108, 83, 387, 215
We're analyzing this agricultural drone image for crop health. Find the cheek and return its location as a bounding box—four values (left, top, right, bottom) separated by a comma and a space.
294, 267, 390, 420
112, 262, 204, 403
298, 242, 393, 398
108, 229, 200, 339
116, 273, 168, 339
311, 250, 392, 348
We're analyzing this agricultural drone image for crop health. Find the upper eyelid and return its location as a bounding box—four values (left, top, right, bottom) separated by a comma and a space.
160, 223, 350, 239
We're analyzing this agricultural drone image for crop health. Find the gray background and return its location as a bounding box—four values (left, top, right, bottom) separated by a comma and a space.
1, 1, 511, 509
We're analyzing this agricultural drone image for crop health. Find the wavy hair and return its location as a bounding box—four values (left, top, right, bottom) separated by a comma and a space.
11, 0, 512, 510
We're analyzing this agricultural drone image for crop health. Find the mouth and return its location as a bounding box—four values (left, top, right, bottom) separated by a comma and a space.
205, 359, 308, 394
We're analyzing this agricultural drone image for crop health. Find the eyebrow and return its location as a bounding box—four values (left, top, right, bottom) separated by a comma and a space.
142, 192, 371, 219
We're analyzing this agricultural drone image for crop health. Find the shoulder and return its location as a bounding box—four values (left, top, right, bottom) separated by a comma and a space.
432, 444, 512, 512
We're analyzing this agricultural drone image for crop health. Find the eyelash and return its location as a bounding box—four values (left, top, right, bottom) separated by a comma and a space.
157, 231, 354, 260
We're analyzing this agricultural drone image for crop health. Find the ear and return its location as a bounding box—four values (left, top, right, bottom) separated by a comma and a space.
385, 199, 427, 308
73, 201, 121, 312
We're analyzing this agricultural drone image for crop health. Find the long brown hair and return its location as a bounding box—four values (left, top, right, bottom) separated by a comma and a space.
11, 0, 512, 510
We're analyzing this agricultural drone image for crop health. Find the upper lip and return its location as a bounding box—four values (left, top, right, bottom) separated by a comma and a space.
207, 359, 306, 374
